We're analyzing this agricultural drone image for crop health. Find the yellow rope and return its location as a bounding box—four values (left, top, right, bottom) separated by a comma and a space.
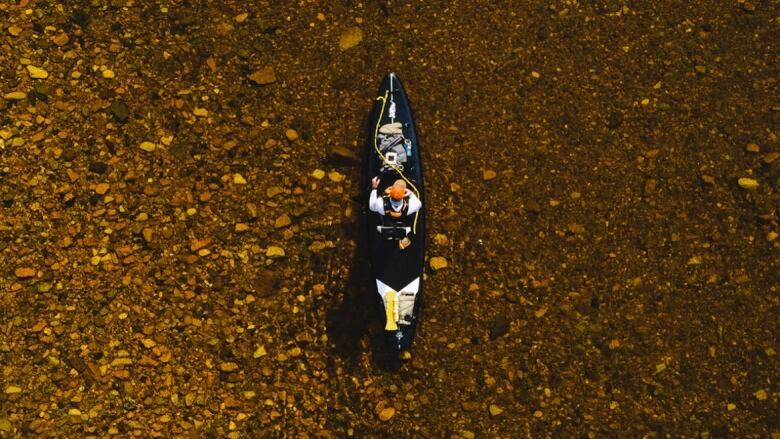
373, 91, 421, 234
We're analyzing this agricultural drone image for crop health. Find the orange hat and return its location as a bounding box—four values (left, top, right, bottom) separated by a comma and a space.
389, 185, 406, 200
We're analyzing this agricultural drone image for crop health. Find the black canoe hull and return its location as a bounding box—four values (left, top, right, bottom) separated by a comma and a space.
365, 73, 425, 351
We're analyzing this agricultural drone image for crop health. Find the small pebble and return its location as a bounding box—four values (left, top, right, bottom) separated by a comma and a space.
482, 169, 497, 180
266, 186, 284, 198
110, 358, 133, 367
140, 141, 156, 152
4, 385, 22, 394
489, 404, 503, 417
27, 65, 48, 79
285, 129, 299, 141
190, 237, 210, 252
95, 183, 110, 195
233, 174, 247, 184
142, 227, 154, 243
220, 362, 239, 372
274, 214, 291, 228
102, 69, 115, 79
737, 177, 759, 190
378, 407, 395, 421
745, 143, 760, 153
3, 91, 26, 100
88, 162, 108, 174
429, 257, 448, 270
14, 267, 36, 278
266, 246, 285, 258
51, 32, 69, 46
311, 169, 325, 180
193, 108, 208, 117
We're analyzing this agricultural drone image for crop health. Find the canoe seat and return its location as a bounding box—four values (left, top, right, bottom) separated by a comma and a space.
376, 224, 411, 240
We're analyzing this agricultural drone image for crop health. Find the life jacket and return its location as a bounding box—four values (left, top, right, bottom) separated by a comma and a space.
382, 189, 408, 219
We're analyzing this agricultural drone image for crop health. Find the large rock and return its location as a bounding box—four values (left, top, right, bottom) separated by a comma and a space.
326, 145, 360, 167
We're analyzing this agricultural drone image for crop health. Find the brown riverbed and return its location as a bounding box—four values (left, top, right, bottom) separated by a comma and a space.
1, 0, 778, 437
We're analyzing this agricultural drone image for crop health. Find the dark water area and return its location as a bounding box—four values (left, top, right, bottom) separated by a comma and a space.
0, 0, 778, 437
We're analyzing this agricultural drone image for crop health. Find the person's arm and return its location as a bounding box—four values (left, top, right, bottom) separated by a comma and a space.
406, 190, 422, 215
369, 189, 385, 214
368, 177, 385, 214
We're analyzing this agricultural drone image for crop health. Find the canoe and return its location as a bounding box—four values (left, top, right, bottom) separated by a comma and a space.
365, 73, 425, 351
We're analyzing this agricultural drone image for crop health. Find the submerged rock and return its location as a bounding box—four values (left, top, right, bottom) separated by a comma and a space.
249, 67, 276, 85
326, 145, 360, 166
429, 257, 448, 270
109, 101, 129, 123
738, 178, 759, 190
339, 27, 363, 50
489, 315, 510, 339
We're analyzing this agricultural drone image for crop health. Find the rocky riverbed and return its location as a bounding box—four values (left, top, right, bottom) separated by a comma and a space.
1, 0, 778, 437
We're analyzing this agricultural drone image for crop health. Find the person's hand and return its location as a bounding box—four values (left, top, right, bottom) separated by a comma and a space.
371, 176, 380, 189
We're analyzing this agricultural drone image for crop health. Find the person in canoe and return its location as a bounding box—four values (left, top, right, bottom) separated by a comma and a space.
369, 176, 421, 249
